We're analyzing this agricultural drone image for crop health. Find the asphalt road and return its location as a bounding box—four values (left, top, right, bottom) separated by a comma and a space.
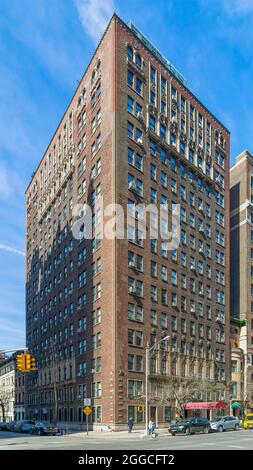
0, 429, 253, 450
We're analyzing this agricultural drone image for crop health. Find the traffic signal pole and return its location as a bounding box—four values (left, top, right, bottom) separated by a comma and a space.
0, 348, 27, 354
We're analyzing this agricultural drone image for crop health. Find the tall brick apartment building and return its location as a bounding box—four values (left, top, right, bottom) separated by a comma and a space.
230, 150, 253, 412
26, 15, 230, 429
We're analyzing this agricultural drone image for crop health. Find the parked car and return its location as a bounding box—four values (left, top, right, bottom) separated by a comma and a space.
169, 417, 210, 435
6, 421, 18, 432
16, 420, 35, 433
31, 422, 58, 436
243, 413, 253, 430
210, 416, 240, 432
12, 421, 22, 432
0, 422, 7, 430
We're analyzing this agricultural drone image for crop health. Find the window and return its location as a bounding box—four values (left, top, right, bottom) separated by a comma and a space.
128, 121, 134, 139
128, 303, 143, 322
128, 96, 134, 113
150, 66, 156, 83
171, 270, 177, 286
150, 187, 157, 203
231, 360, 237, 373
170, 133, 176, 146
171, 178, 177, 193
161, 171, 167, 188
160, 312, 167, 328
92, 332, 102, 349
171, 292, 177, 307
161, 77, 166, 94
150, 164, 157, 182
128, 380, 143, 398
161, 265, 167, 282
180, 141, 185, 155
136, 78, 143, 95
128, 69, 134, 87
92, 382, 102, 398
180, 185, 186, 200
150, 285, 157, 302
160, 124, 166, 140
150, 309, 157, 325
181, 273, 186, 289
127, 45, 133, 59
135, 54, 141, 67
161, 288, 167, 305
171, 316, 177, 331
151, 260, 157, 277
149, 115, 156, 132
136, 355, 143, 371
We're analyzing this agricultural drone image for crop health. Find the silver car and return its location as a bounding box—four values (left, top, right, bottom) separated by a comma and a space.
210, 416, 240, 432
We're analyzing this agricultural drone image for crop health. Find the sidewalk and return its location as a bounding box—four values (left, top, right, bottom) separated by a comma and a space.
63, 427, 170, 439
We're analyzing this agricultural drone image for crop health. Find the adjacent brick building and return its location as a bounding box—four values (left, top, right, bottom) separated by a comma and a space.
230, 150, 253, 412
26, 14, 230, 429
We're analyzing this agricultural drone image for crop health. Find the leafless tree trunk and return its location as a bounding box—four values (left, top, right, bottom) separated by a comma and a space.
0, 393, 10, 422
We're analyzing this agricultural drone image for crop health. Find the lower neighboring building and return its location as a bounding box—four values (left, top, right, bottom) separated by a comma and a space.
0, 354, 26, 422
230, 317, 246, 415
230, 150, 253, 413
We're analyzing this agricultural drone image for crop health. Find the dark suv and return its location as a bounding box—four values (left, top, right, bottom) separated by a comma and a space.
169, 417, 210, 435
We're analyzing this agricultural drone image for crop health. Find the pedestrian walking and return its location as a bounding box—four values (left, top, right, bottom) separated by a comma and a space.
148, 419, 154, 435
148, 419, 156, 437
128, 417, 134, 433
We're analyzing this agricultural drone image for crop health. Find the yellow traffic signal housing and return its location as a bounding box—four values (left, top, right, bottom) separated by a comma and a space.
16, 353, 25, 371
26, 353, 36, 371
30, 354, 36, 371
26, 354, 31, 371
137, 406, 144, 412
24, 353, 37, 372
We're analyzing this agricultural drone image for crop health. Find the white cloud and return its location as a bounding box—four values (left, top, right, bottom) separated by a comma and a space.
75, 0, 115, 42
0, 244, 25, 257
222, 0, 253, 14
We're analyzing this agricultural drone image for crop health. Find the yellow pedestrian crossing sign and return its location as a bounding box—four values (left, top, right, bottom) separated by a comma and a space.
83, 406, 92, 416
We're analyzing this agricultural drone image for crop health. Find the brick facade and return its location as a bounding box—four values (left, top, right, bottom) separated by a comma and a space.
25, 15, 230, 429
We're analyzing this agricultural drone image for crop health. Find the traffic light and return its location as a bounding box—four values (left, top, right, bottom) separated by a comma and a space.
30, 354, 36, 371
16, 353, 37, 372
26, 354, 36, 372
16, 353, 25, 372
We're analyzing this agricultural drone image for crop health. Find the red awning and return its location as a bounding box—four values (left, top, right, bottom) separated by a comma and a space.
184, 401, 226, 410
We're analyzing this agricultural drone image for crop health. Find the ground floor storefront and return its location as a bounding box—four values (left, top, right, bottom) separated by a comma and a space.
26, 400, 230, 430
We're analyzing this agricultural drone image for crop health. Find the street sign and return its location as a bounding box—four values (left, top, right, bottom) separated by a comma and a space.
83, 406, 92, 416
83, 406, 91, 436
83, 398, 91, 406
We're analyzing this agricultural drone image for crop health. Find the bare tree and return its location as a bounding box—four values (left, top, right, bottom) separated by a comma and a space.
0, 392, 10, 422
163, 377, 230, 419
166, 376, 201, 418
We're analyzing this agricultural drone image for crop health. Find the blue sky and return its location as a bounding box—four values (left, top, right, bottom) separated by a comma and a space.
0, 0, 252, 349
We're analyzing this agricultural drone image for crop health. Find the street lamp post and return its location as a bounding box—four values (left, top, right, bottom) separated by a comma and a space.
145, 335, 170, 435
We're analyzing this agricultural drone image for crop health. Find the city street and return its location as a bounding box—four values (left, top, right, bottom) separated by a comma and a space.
0, 429, 253, 450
